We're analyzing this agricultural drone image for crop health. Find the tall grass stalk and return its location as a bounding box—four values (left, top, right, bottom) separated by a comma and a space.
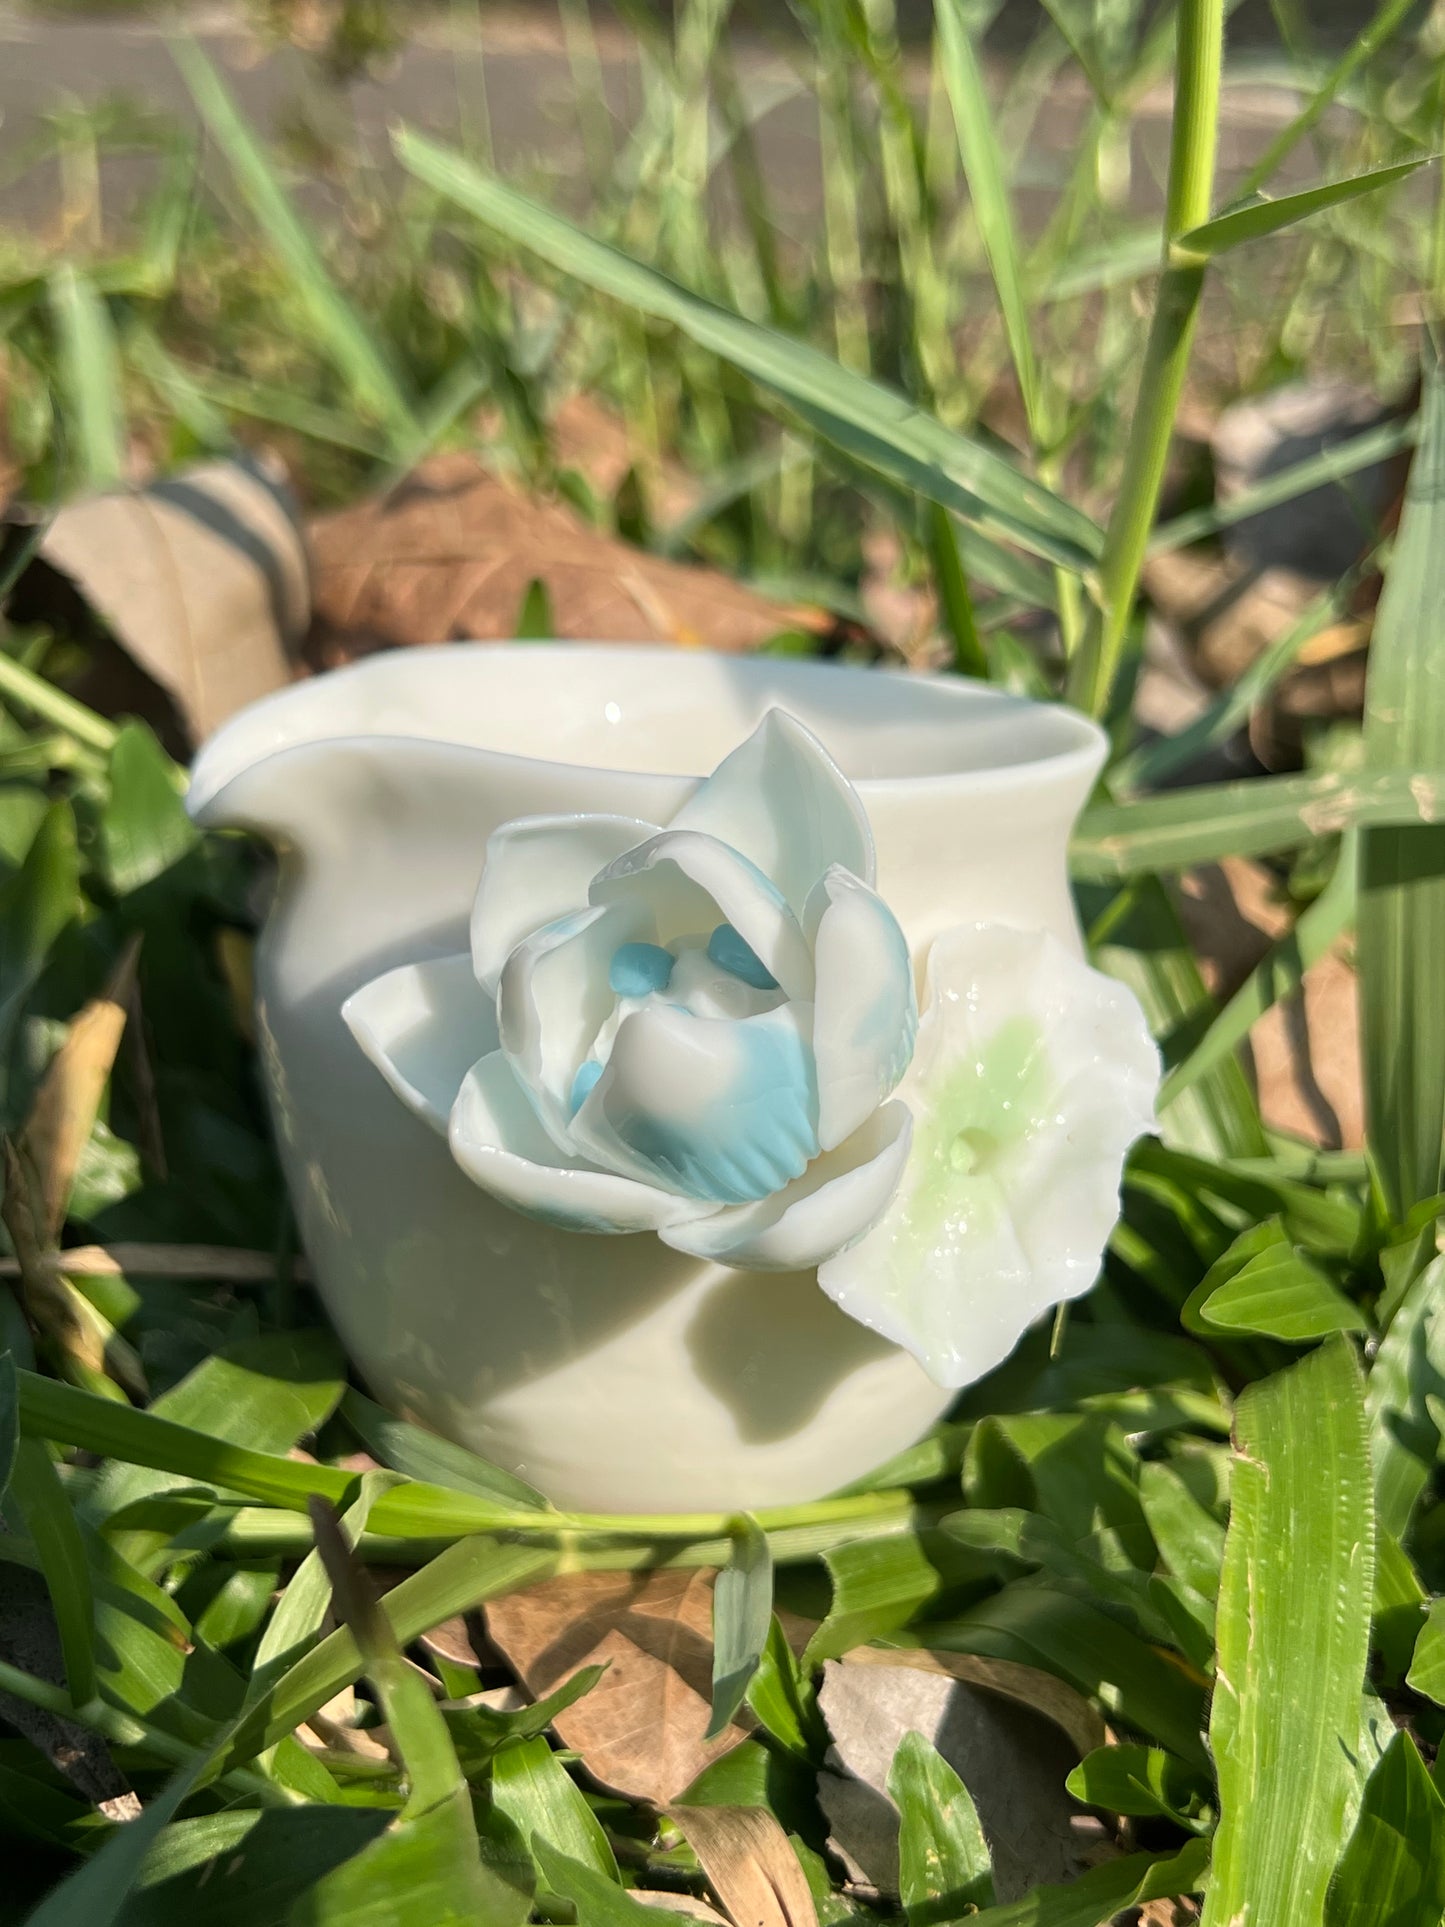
1066, 0, 1225, 717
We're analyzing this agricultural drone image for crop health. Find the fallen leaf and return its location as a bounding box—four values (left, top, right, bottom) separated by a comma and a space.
19, 935, 140, 1242
1176, 858, 1362, 1150
664, 1805, 818, 1927
484, 1569, 746, 1806
7, 453, 307, 745
817, 1656, 1103, 1903
306, 453, 817, 665
839, 1644, 1107, 1760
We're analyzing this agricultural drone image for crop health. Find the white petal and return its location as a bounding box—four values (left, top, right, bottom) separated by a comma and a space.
661, 1102, 912, 1270
496, 902, 649, 1148
668, 709, 874, 910
806, 865, 917, 1152
570, 1001, 820, 1204
449, 1052, 716, 1233
817, 923, 1159, 1389
343, 954, 494, 1133
590, 830, 814, 1001
471, 813, 659, 994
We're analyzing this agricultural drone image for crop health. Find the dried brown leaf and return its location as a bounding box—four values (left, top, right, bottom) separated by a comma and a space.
13, 456, 307, 744
306, 454, 817, 666
20, 935, 140, 1243
664, 1805, 818, 1927
839, 1644, 1107, 1761
484, 1568, 746, 1806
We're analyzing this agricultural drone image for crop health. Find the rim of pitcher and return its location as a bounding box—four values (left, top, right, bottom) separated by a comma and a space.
188, 640, 1107, 814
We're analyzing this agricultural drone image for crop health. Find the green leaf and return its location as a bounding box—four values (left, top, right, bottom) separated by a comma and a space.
1065, 1743, 1210, 1826
6, 1438, 96, 1708
1357, 351, 1445, 1220
246, 1474, 391, 1709
1176, 156, 1430, 256
442, 1666, 606, 1780
116, 1809, 392, 1927
100, 725, 196, 896
514, 577, 555, 640
745, 1615, 825, 1763
889, 1728, 995, 1919
806, 1528, 959, 1665
172, 40, 417, 452
1202, 1341, 1375, 1927
0, 803, 80, 1070
1368, 1254, 1445, 1541
936, 0, 1040, 436
0, 1350, 17, 1505
47, 265, 126, 491
1185, 1219, 1368, 1341
339, 1388, 548, 1512
963, 1838, 1209, 1926
1325, 1732, 1445, 1927
1405, 1596, 1445, 1704
708, 1513, 773, 1739
393, 127, 1102, 576
491, 1735, 619, 1884
528, 1842, 655, 1924
94, 1330, 346, 1525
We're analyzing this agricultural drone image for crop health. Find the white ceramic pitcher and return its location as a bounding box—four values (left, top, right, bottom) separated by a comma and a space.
187, 644, 1106, 1512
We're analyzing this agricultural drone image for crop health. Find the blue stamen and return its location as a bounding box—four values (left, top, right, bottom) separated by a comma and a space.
608, 941, 675, 998
570, 1059, 605, 1115
707, 922, 778, 991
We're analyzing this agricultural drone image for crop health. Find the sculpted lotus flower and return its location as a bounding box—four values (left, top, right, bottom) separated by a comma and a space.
344, 708, 1159, 1390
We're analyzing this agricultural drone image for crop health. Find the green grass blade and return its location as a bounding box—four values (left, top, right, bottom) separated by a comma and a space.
1357, 353, 1445, 1221
1074, 767, 1445, 878
1238, 0, 1421, 200
46, 265, 126, 493
172, 38, 418, 453
246, 1474, 391, 1709
339, 1388, 548, 1512
964, 1839, 1209, 1926
393, 127, 1102, 574
493, 1735, 619, 1883
1178, 157, 1431, 257
936, 0, 1042, 437
927, 502, 990, 677
707, 1512, 772, 1739
1202, 1340, 1374, 1927
7, 1438, 96, 1708
0, 1352, 17, 1505
889, 1728, 995, 1919
1324, 1732, 1445, 1927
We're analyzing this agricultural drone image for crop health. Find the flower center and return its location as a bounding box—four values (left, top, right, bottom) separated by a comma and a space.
949, 1125, 999, 1175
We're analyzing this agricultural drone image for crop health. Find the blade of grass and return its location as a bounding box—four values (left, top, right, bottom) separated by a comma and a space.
707, 1512, 773, 1740
172, 38, 418, 453
1066, 0, 1224, 716
936, 0, 1042, 438
1177, 157, 1431, 257
1201, 1340, 1374, 1927
1236, 0, 1421, 200
46, 266, 125, 491
1357, 351, 1445, 1222
393, 127, 1102, 574
1073, 766, 1445, 878
927, 501, 989, 676
6, 1438, 95, 1708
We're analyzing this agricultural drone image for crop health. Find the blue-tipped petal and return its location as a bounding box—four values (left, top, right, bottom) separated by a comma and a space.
571, 1002, 821, 1205
609, 941, 675, 998
707, 922, 778, 991
570, 1059, 604, 1115
449, 1052, 720, 1234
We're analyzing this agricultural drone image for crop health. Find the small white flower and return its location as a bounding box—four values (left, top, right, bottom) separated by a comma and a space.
343, 707, 1159, 1390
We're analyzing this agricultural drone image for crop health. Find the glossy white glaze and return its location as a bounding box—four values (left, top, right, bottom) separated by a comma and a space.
188, 645, 1107, 1511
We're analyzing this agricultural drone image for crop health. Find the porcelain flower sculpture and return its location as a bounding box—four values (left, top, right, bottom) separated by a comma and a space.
344, 710, 1159, 1389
